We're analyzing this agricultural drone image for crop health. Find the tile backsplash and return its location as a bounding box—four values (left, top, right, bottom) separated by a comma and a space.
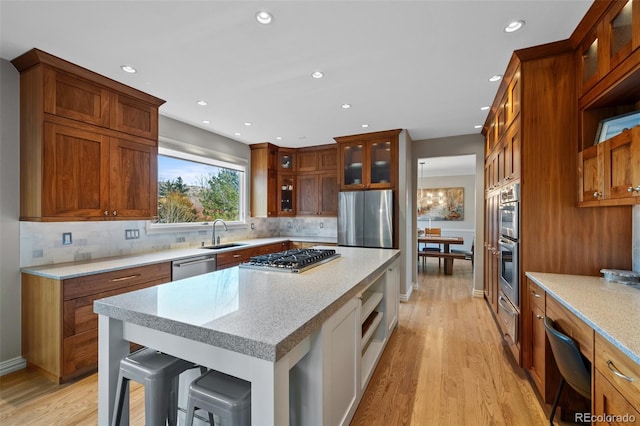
20, 217, 337, 267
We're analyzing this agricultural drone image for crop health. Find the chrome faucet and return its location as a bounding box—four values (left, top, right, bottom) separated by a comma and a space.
211, 219, 228, 246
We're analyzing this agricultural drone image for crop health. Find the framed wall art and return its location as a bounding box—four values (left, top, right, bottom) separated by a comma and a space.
417, 186, 464, 221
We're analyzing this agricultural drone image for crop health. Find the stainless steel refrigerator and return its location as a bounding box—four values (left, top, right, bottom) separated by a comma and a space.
338, 189, 393, 248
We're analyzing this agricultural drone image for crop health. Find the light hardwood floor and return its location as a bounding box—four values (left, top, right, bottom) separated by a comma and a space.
2, 258, 551, 425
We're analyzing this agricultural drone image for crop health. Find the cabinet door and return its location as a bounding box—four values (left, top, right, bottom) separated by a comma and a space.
42, 122, 110, 218
579, 144, 603, 202
109, 136, 157, 219
368, 140, 394, 189
296, 174, 319, 215
603, 128, 640, 200
297, 150, 318, 172
594, 370, 640, 425
340, 142, 365, 189
528, 284, 546, 397
318, 173, 338, 215
43, 67, 110, 127
384, 260, 400, 334
318, 147, 338, 171
504, 124, 521, 183
322, 298, 359, 426
277, 173, 295, 216
110, 93, 158, 140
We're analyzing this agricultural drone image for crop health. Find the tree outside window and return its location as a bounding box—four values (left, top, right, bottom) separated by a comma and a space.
157, 154, 242, 223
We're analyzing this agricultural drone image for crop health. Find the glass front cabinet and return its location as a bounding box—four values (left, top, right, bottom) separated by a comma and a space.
335, 130, 400, 190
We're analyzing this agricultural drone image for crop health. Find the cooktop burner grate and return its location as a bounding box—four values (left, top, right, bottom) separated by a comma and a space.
239, 248, 340, 273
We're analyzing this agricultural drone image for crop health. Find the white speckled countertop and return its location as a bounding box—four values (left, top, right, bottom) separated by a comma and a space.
20, 237, 336, 280
526, 272, 640, 366
94, 246, 399, 362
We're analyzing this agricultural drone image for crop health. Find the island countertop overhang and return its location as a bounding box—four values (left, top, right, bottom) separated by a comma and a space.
94, 246, 401, 362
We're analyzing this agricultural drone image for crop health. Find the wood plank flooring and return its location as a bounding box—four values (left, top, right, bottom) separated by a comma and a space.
351, 258, 550, 426
1, 258, 551, 425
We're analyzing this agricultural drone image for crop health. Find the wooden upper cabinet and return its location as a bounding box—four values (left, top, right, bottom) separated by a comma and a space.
110, 93, 158, 140
109, 136, 158, 218
43, 67, 110, 127
297, 150, 319, 172
278, 148, 295, 172
250, 143, 278, 217
12, 48, 164, 221
335, 129, 400, 190
40, 122, 110, 219
318, 147, 338, 170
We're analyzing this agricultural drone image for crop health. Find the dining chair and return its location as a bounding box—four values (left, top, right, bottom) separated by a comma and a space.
422, 227, 442, 268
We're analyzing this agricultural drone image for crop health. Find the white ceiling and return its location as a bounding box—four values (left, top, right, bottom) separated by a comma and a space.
0, 1, 592, 149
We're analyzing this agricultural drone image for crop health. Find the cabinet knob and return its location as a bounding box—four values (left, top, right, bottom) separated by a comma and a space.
593, 191, 601, 198
536, 314, 543, 320
103, 210, 109, 216
635, 186, 640, 193
112, 210, 117, 216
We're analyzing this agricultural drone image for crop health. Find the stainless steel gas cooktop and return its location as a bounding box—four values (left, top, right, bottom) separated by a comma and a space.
239, 248, 340, 273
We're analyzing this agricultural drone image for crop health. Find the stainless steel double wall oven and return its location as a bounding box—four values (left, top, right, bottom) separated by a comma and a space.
497, 183, 519, 344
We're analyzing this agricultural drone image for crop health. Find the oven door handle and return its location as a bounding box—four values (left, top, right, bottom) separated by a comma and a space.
498, 295, 515, 316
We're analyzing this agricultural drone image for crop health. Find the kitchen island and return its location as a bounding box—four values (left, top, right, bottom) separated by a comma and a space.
94, 246, 400, 425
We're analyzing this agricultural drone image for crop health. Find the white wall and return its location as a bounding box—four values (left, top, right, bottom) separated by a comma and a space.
0, 59, 22, 373
412, 133, 485, 296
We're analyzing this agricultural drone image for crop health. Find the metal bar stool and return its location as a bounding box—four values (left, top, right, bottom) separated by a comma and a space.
112, 347, 201, 426
185, 369, 251, 426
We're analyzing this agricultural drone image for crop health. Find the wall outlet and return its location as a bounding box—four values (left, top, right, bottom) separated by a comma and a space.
125, 229, 140, 240
287, 222, 292, 229
251, 222, 255, 230
62, 232, 72, 245
320, 222, 324, 229
176, 236, 186, 243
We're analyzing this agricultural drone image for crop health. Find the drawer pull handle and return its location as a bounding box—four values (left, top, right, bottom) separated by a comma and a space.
607, 360, 634, 382
533, 292, 541, 298
111, 274, 140, 282
233, 254, 241, 258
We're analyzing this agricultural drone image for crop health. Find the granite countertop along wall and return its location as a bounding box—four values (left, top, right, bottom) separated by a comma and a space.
94, 246, 400, 362
526, 272, 640, 365
21, 236, 336, 280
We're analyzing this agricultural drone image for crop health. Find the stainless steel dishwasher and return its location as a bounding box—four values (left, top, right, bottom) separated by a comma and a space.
171, 254, 217, 280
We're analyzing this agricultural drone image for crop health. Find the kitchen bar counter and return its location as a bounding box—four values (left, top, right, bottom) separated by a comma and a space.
21, 236, 336, 279
525, 272, 640, 365
95, 246, 400, 425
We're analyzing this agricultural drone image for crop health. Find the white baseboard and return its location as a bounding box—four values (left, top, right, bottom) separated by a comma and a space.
0, 356, 26, 376
472, 288, 485, 298
400, 283, 414, 302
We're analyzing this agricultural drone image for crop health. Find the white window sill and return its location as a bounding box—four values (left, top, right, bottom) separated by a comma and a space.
145, 221, 248, 235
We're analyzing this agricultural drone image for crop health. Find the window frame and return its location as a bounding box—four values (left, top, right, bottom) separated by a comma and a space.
147, 143, 248, 234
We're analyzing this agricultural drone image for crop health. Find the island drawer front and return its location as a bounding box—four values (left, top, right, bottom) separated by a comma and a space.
63, 262, 171, 300
545, 296, 594, 362
595, 333, 640, 409
63, 278, 169, 337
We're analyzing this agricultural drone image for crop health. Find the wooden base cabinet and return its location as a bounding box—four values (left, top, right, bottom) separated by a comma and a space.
12, 48, 164, 221
22, 263, 171, 383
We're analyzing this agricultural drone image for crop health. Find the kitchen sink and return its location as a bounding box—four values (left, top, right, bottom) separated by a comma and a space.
200, 243, 247, 250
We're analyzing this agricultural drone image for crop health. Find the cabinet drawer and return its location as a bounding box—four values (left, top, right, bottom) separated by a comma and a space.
528, 280, 545, 311
595, 333, 640, 409
594, 370, 640, 425
63, 262, 171, 300
63, 277, 169, 337
217, 249, 251, 267
546, 296, 594, 361
62, 329, 98, 378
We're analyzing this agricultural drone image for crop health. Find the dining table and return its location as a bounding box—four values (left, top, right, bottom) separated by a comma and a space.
418, 236, 465, 275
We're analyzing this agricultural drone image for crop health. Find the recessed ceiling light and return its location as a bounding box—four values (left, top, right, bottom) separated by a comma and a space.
276, 136, 283, 140
234, 132, 241, 136
474, 125, 483, 129
489, 75, 502, 82
197, 100, 208, 106
361, 124, 369, 128
341, 103, 351, 109
202, 120, 210, 124
504, 20, 525, 33
311, 71, 324, 79
121, 65, 137, 74
480, 106, 490, 111
244, 122, 252, 126
256, 11, 273, 25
